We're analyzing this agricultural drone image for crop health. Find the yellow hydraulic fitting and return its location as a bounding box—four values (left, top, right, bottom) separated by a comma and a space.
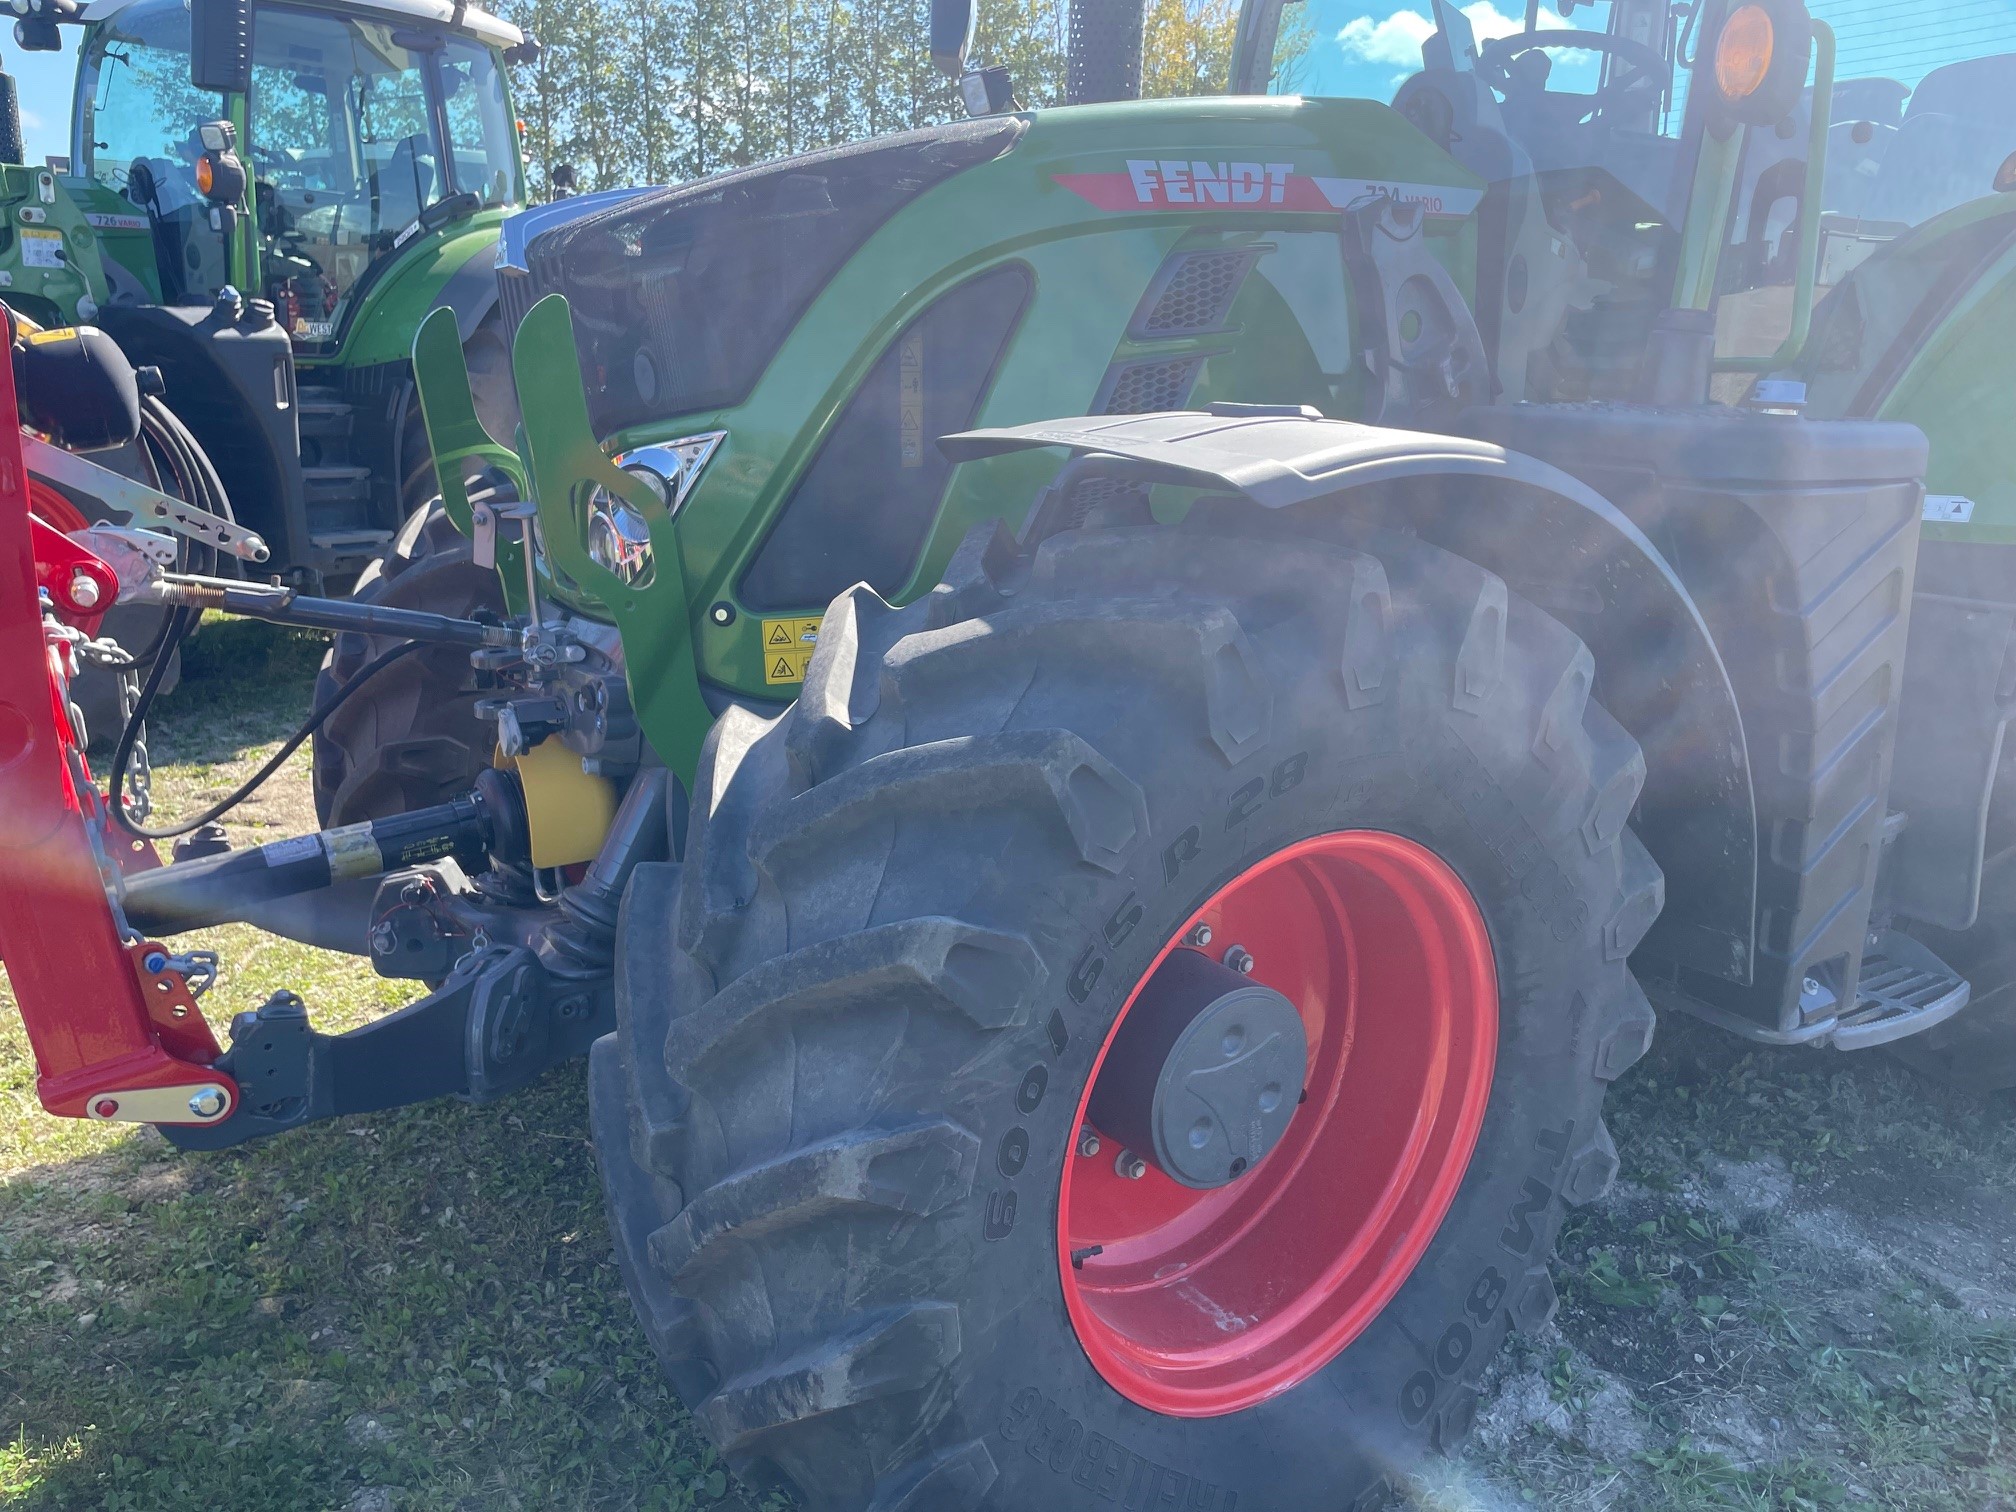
497, 737, 617, 869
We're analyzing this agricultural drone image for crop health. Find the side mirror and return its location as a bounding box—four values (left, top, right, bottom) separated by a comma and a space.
929, 0, 977, 78
190, 0, 253, 96
1702, 0, 1811, 134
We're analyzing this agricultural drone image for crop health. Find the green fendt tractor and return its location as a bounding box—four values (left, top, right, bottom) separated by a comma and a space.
3, 0, 536, 585
8, 0, 2016, 1504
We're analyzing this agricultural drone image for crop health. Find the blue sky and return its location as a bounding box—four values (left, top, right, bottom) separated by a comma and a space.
14, 36, 82, 164
19, 0, 2014, 168
1283, 0, 1604, 100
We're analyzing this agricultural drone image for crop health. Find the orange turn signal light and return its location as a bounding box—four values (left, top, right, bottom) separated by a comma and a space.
195, 154, 215, 196
1715, 4, 1775, 100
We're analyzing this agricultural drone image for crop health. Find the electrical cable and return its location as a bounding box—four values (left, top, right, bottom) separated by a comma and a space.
109, 632, 424, 841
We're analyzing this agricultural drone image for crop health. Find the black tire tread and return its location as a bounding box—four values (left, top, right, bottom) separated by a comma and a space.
597, 513, 1658, 1510
310, 502, 504, 827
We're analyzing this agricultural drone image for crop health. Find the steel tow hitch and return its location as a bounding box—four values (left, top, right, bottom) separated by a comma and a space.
159, 946, 614, 1151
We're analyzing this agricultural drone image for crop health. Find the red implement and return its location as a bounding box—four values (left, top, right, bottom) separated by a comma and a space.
0, 308, 235, 1125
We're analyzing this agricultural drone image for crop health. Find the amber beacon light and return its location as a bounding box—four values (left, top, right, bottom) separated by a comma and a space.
1715, 3, 1776, 99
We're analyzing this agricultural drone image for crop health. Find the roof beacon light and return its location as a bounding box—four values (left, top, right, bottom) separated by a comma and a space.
1715, 4, 1775, 99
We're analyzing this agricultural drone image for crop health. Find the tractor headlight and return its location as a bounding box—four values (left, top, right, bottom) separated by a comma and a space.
583, 432, 725, 589
585, 487, 655, 587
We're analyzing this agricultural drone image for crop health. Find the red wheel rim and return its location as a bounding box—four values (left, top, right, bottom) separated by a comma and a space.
28, 478, 87, 535
1058, 830, 1498, 1417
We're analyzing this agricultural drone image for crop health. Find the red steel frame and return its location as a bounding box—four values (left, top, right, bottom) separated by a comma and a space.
0, 308, 235, 1122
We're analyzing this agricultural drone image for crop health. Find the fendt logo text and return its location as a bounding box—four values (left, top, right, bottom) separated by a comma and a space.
1054, 163, 1484, 218
1125, 159, 1294, 205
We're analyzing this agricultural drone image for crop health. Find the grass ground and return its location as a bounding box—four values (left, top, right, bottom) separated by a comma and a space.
2, 620, 2013, 1511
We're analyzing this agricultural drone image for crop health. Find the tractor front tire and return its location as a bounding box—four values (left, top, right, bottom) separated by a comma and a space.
311, 501, 503, 828
592, 514, 1661, 1511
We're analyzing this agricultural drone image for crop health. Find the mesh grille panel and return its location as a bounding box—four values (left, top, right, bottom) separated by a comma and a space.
1135, 249, 1256, 336
515, 119, 1023, 436
1100, 356, 1204, 414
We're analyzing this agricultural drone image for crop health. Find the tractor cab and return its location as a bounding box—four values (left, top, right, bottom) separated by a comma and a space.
1244, 0, 1694, 189
72, 0, 525, 350
1228, 0, 1715, 397
1719, 12, 2016, 378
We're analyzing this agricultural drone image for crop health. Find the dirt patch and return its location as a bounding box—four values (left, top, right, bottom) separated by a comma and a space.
1446, 1014, 2016, 1509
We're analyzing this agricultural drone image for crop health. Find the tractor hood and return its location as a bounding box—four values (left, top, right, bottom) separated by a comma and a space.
497, 117, 1027, 438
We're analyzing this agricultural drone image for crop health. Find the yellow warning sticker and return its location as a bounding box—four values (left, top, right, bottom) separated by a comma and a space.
761, 616, 822, 685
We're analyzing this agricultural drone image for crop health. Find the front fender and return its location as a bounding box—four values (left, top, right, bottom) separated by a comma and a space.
944, 409, 1759, 988
331, 216, 508, 367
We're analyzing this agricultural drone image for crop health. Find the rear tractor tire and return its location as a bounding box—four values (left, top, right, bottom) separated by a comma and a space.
310, 500, 504, 828
591, 512, 1662, 1510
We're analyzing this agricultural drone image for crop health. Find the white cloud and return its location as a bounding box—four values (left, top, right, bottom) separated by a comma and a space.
1335, 2, 1569, 69
1335, 6, 1435, 67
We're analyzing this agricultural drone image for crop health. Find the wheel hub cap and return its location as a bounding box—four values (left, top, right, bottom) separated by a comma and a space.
1087, 948, 1308, 1189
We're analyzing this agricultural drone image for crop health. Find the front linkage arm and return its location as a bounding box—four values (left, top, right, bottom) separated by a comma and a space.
161, 946, 613, 1151
155, 765, 670, 1150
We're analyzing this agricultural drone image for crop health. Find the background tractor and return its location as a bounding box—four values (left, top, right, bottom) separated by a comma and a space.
0, 0, 539, 731
3, 0, 2016, 1506
1, 0, 536, 580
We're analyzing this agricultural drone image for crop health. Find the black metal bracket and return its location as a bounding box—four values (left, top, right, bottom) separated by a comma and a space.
161, 946, 611, 1150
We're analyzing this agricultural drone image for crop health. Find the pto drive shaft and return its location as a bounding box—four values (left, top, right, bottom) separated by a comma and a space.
122, 788, 510, 936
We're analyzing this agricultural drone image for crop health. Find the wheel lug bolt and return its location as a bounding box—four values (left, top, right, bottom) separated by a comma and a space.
1115, 1149, 1147, 1181
1077, 1128, 1102, 1158
1186, 923, 1213, 947
1223, 945, 1255, 975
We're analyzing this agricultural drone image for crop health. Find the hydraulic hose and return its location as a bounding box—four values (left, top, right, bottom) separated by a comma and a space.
109, 634, 424, 841
118, 396, 235, 670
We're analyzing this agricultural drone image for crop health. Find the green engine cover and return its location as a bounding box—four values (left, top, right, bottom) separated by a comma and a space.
1804, 197, 2016, 546
489, 95, 1482, 771
0, 169, 130, 328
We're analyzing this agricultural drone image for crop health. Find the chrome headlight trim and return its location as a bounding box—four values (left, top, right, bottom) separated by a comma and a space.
612, 431, 726, 518
583, 431, 725, 588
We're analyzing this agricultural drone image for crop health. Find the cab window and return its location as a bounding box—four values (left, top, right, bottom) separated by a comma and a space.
76, 0, 228, 301
77, 0, 219, 194
1714, 0, 2016, 370
441, 39, 521, 208
249, 9, 445, 342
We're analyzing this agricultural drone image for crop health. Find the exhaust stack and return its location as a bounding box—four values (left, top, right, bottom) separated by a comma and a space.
1067, 0, 1143, 104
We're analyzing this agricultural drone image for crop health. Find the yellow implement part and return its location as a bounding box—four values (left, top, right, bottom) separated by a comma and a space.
501, 738, 617, 869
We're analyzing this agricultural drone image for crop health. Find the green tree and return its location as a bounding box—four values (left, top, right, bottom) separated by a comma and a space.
1140, 0, 1239, 97
495, 0, 1094, 193
977, 0, 1070, 106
